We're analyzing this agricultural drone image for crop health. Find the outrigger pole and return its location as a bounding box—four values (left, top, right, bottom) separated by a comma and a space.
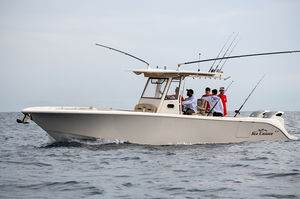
178, 50, 300, 70
95, 43, 150, 69
234, 75, 265, 117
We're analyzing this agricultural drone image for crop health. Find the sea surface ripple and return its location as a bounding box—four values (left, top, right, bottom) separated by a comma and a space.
0, 112, 300, 199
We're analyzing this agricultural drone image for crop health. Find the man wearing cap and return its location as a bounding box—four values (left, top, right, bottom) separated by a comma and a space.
208, 89, 224, 117
182, 89, 197, 115
218, 87, 227, 116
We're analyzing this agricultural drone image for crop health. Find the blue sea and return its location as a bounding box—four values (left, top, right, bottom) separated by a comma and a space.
0, 112, 300, 199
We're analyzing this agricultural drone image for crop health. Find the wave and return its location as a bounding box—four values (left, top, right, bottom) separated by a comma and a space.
39, 138, 132, 149
252, 172, 300, 178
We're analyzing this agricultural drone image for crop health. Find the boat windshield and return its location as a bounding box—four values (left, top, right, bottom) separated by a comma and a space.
165, 78, 181, 100
142, 78, 168, 99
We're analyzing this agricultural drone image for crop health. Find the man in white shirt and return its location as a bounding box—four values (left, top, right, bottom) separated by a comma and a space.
182, 89, 197, 115
207, 89, 224, 117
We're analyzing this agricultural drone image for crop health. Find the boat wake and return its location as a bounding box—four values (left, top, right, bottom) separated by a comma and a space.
39, 137, 241, 152
40, 138, 131, 149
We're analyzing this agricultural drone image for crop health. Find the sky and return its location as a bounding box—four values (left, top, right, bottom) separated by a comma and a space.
0, 0, 300, 112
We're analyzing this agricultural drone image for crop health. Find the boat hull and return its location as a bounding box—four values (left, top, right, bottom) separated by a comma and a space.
23, 107, 298, 145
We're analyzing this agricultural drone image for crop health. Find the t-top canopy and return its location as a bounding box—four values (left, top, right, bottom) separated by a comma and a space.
131, 68, 228, 79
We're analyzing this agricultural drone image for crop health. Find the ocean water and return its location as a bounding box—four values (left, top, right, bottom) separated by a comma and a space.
0, 112, 300, 199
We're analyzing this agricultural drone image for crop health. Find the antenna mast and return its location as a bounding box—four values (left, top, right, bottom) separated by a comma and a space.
198, 53, 201, 71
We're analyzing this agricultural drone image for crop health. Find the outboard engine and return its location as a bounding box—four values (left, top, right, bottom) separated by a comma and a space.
263, 111, 285, 125
249, 110, 270, 118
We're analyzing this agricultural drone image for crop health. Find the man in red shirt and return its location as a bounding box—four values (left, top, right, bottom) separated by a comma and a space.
218, 87, 227, 116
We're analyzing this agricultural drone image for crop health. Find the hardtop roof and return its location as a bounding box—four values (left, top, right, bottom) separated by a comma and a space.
131, 68, 226, 79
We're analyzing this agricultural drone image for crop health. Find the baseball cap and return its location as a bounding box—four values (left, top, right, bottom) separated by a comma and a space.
186, 89, 194, 94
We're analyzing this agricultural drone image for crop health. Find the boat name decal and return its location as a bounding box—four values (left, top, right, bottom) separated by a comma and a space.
251, 128, 273, 136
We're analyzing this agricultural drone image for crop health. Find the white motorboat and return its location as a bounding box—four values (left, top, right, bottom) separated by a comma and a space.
19, 67, 298, 145
18, 41, 300, 144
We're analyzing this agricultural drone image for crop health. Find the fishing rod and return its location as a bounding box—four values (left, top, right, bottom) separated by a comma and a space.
95, 43, 150, 69
213, 33, 239, 72
207, 80, 234, 116
177, 50, 300, 70
209, 32, 235, 72
234, 75, 265, 117
219, 38, 240, 72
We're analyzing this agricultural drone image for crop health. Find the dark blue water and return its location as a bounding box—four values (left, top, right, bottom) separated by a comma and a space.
1, 112, 300, 199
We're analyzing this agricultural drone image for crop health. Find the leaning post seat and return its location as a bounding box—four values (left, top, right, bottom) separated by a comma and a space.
197, 99, 208, 115
134, 103, 157, 113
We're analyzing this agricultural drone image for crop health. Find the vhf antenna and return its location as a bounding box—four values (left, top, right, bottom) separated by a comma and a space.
213, 32, 239, 72
198, 53, 201, 71
95, 43, 150, 69
209, 32, 235, 72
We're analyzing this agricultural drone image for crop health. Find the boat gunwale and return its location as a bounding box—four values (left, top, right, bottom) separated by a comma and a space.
22, 106, 284, 126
